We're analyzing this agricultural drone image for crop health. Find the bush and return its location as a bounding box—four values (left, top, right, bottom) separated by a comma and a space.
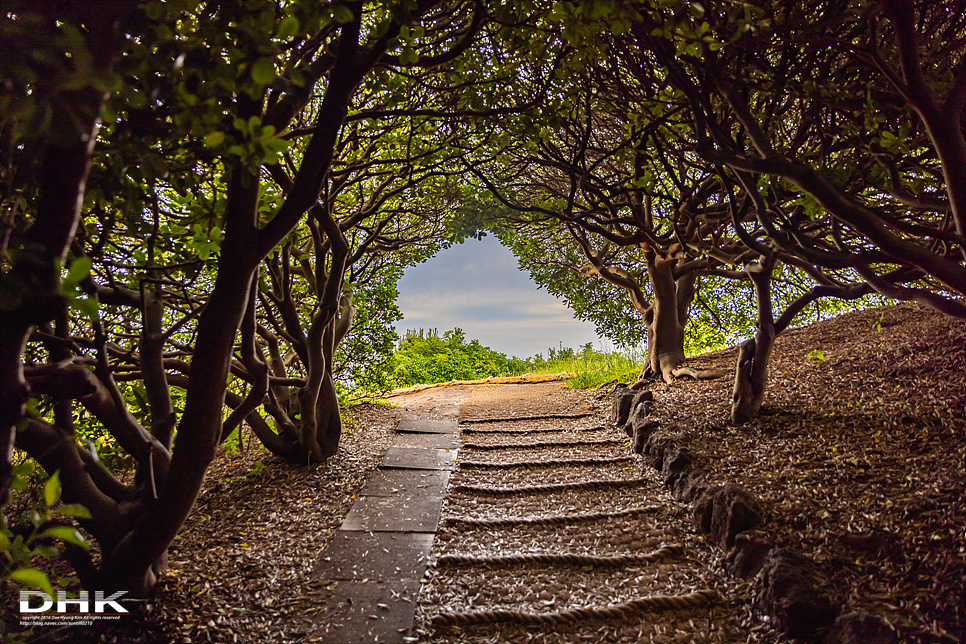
389, 328, 530, 387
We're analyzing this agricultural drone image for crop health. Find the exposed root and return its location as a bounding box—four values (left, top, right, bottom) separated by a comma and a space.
671, 366, 730, 380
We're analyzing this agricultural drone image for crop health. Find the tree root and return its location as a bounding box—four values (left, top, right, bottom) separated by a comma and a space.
442, 505, 661, 529
457, 456, 633, 469
435, 544, 682, 568
452, 478, 648, 496
430, 589, 719, 627
671, 366, 730, 380
628, 365, 729, 390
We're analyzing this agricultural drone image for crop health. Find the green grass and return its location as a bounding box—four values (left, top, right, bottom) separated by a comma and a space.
527, 347, 645, 389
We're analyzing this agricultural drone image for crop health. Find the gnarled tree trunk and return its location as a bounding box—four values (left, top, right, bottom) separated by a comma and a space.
730, 259, 777, 425
1, 13, 118, 506
644, 254, 694, 383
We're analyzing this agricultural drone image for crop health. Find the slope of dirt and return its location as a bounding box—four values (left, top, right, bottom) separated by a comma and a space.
653, 303, 966, 643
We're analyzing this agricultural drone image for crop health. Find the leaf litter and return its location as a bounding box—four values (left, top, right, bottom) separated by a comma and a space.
2, 303, 962, 644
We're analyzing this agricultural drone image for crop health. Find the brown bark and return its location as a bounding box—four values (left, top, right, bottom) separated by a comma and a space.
140, 289, 177, 452
222, 280, 269, 443
237, 290, 355, 463
730, 260, 777, 425
646, 255, 688, 383
16, 419, 131, 557
880, 0, 966, 253
315, 296, 354, 459
25, 364, 171, 483
1, 87, 104, 506
567, 227, 697, 384
314, 370, 343, 460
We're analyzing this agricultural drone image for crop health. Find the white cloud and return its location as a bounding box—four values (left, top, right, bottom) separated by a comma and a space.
393, 237, 602, 357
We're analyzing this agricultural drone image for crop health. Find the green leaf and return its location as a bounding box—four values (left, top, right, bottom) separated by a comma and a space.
38, 526, 88, 548
8, 567, 54, 598
31, 545, 59, 558
12, 461, 35, 477
251, 58, 276, 86
263, 137, 290, 154
276, 16, 300, 40
204, 131, 226, 147
399, 47, 419, 66
549, 2, 566, 21
332, 4, 354, 24
54, 504, 91, 520
44, 471, 62, 507
70, 296, 100, 322
128, 88, 147, 110
65, 257, 92, 286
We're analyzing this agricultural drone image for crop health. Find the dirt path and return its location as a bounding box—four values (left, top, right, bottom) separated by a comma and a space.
389, 384, 474, 421
317, 305, 966, 644
7, 304, 959, 644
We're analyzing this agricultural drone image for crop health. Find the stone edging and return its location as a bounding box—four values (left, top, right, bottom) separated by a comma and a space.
611, 385, 901, 644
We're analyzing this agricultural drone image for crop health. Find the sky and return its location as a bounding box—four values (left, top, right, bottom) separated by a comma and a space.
393, 236, 604, 359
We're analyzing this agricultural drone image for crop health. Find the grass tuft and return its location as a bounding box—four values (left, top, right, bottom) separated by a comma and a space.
526, 347, 644, 389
